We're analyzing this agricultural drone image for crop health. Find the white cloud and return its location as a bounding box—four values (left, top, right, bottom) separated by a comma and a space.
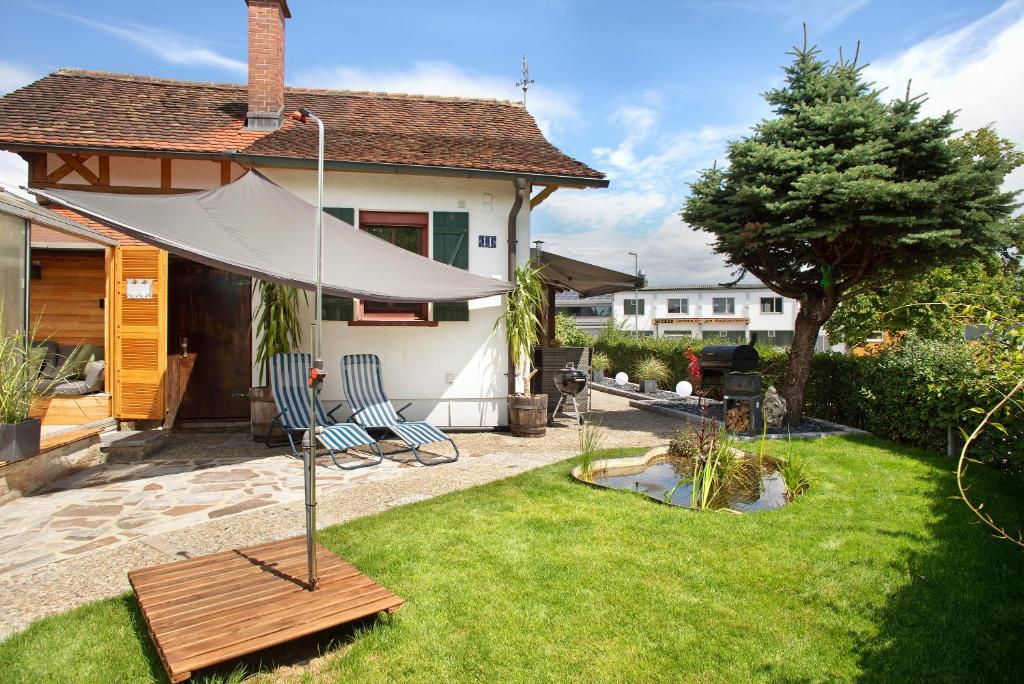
535, 212, 742, 286
536, 100, 748, 283
866, 0, 1024, 192
692, 0, 870, 33
0, 60, 39, 95
36, 8, 246, 74
295, 61, 580, 139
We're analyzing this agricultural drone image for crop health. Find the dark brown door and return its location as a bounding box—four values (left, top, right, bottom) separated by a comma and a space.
168, 257, 251, 420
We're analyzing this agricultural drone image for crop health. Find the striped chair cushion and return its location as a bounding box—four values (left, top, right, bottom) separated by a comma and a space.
317, 424, 377, 451
389, 421, 449, 447
271, 352, 334, 430
342, 354, 402, 427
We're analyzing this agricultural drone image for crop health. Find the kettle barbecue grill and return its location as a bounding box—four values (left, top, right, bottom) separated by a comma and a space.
551, 364, 588, 424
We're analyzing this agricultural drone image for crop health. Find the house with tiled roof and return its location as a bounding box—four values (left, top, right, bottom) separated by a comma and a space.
0, 0, 606, 434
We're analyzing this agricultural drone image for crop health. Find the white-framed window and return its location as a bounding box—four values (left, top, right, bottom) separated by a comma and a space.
623, 298, 645, 315
761, 296, 784, 314
667, 298, 688, 314
663, 330, 695, 337
712, 297, 735, 314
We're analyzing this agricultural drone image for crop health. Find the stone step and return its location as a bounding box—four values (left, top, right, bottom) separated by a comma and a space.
100, 430, 169, 463
171, 420, 250, 434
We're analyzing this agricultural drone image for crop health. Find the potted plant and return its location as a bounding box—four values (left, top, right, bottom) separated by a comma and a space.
0, 325, 73, 461
251, 281, 304, 441
497, 261, 547, 437
590, 351, 611, 382
634, 356, 670, 394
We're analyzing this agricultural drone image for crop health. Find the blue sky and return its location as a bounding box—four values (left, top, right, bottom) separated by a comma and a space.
1, 0, 1021, 283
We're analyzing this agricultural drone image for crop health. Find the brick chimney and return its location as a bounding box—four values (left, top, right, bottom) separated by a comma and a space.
245, 0, 291, 131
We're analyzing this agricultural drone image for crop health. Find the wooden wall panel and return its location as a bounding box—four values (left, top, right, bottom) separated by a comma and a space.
29, 250, 106, 347
112, 246, 167, 420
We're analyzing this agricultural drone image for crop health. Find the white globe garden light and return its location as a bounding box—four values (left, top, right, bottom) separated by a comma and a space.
614, 372, 629, 386
675, 381, 693, 398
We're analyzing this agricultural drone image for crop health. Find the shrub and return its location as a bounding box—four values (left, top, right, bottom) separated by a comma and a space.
634, 356, 671, 386
590, 350, 611, 373
554, 312, 595, 348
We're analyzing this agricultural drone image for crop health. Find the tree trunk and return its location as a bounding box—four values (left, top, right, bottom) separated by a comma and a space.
781, 294, 836, 422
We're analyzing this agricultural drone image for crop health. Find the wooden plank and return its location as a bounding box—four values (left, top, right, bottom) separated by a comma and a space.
130, 538, 401, 682
128, 536, 302, 584
29, 395, 111, 425
29, 180, 201, 195
98, 156, 110, 186
530, 184, 558, 209
38, 419, 113, 452
161, 158, 172, 189
57, 154, 100, 185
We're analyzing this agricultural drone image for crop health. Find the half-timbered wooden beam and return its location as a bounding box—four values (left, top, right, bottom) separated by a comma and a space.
530, 184, 558, 209
98, 156, 110, 186
160, 158, 172, 189
56, 154, 100, 185
220, 160, 231, 186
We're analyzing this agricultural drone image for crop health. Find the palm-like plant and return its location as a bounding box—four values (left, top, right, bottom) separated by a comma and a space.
495, 261, 545, 395
253, 281, 304, 386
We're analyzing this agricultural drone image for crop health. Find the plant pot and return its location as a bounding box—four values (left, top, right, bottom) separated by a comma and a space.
0, 418, 41, 462
508, 394, 548, 438
250, 386, 277, 442
592, 370, 604, 382
639, 379, 658, 394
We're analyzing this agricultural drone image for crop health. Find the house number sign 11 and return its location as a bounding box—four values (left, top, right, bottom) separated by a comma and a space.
126, 278, 155, 299
478, 235, 497, 248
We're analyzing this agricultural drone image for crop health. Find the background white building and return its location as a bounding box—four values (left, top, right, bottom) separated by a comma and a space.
559, 284, 839, 350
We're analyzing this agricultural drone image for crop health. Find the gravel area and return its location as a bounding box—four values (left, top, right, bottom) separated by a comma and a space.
593, 378, 865, 438
0, 391, 681, 639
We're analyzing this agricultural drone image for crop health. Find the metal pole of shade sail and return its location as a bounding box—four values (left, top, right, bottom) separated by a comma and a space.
292, 107, 324, 591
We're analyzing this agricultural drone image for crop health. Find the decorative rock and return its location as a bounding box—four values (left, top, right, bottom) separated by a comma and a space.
763, 386, 787, 428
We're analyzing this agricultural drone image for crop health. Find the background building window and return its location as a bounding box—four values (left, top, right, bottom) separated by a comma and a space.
712, 297, 735, 314
761, 296, 784, 313
623, 298, 645, 315
667, 298, 688, 314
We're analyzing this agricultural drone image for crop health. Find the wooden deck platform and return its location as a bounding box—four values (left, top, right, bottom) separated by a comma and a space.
128, 536, 402, 682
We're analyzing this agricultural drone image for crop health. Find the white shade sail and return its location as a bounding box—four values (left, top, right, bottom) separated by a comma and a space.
34, 171, 512, 302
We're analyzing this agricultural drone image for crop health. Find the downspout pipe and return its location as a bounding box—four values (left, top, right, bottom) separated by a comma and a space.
507, 177, 527, 397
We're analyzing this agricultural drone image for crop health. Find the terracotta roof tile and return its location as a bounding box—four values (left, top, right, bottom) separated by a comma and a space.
0, 69, 604, 181
45, 204, 144, 246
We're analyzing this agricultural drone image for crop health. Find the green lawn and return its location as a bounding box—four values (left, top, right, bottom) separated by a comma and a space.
3, 436, 1024, 683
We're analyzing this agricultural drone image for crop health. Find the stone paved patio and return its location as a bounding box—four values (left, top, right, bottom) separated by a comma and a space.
0, 391, 680, 638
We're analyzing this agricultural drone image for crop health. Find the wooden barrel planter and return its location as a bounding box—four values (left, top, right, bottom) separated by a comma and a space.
249, 386, 277, 442
509, 394, 547, 438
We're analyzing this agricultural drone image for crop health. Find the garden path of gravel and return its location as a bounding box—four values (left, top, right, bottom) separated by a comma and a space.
0, 391, 680, 638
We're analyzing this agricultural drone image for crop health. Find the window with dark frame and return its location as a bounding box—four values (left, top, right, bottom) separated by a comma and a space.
760, 296, 784, 314
712, 297, 735, 314
623, 298, 645, 315
667, 298, 688, 314
359, 211, 429, 320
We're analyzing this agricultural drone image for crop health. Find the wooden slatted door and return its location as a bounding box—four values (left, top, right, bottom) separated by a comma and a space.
112, 246, 168, 420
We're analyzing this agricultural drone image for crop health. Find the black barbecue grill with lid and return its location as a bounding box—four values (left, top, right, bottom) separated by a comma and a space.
551, 364, 588, 424
698, 338, 763, 435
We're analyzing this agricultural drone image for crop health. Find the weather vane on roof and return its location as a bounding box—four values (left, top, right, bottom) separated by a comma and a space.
515, 55, 535, 107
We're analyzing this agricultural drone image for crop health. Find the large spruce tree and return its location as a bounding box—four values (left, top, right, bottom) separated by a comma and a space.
683, 39, 1020, 420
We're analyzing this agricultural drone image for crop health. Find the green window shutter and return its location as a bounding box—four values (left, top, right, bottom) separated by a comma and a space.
432, 211, 469, 321
323, 207, 354, 320
325, 207, 355, 225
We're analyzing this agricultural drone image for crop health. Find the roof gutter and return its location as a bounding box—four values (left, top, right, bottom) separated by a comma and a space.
230, 152, 610, 189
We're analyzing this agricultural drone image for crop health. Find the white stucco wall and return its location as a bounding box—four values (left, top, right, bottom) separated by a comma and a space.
611, 287, 799, 339
256, 167, 531, 427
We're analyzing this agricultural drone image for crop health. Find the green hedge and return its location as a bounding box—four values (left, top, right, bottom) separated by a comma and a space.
557, 316, 1021, 466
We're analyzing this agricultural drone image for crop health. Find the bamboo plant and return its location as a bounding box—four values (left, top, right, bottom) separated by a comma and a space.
495, 260, 545, 396
253, 281, 304, 386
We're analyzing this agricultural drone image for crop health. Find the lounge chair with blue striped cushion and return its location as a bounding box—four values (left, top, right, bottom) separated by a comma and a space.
341, 353, 459, 465
269, 352, 383, 470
